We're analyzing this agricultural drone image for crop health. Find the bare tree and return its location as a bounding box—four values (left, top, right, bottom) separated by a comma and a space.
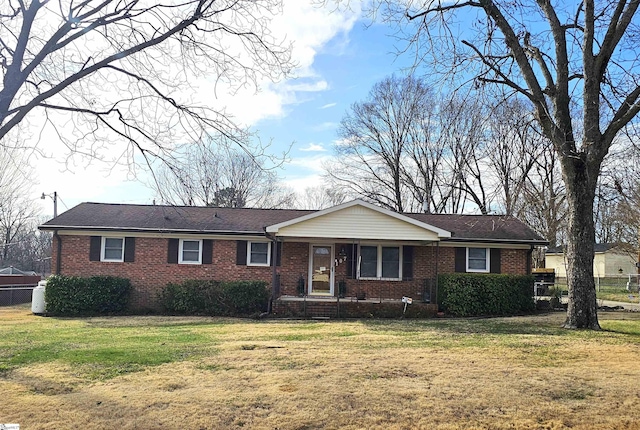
516, 141, 567, 248
327, 75, 435, 213
153, 142, 295, 209
0, 147, 39, 266
2, 218, 52, 274
326, 75, 523, 215
296, 185, 346, 210
597, 144, 640, 246
363, 0, 640, 329
438, 95, 491, 214
0, 0, 293, 168
486, 97, 544, 216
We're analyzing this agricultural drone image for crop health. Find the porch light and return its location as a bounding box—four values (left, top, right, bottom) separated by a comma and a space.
339, 246, 347, 259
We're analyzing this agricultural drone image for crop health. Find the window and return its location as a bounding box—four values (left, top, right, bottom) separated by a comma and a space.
179, 239, 202, 264
358, 245, 401, 280
467, 247, 489, 272
381, 246, 400, 278
248, 241, 270, 266
101, 237, 124, 262
360, 246, 378, 278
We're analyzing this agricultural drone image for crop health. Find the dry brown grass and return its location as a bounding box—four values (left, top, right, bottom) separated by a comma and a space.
1, 306, 640, 429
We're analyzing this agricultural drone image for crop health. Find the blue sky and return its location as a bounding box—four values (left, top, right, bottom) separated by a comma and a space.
35, 2, 419, 216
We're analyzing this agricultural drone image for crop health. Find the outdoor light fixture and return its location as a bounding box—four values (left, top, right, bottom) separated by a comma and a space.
339, 246, 347, 259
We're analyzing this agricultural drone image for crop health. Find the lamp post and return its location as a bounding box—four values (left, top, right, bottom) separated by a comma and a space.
41, 191, 58, 218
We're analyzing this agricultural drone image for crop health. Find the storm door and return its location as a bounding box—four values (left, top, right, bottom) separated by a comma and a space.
309, 245, 334, 295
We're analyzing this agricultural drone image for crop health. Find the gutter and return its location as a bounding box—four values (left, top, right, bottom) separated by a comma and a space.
443, 237, 549, 246
38, 225, 269, 236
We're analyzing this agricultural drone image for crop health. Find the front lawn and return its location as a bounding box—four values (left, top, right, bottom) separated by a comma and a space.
1, 305, 640, 429
596, 286, 640, 304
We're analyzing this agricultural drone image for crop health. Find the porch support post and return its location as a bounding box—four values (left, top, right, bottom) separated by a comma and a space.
271, 236, 278, 296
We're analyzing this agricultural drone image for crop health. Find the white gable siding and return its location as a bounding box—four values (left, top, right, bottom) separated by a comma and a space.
604, 251, 637, 276
546, 248, 637, 278
275, 205, 441, 241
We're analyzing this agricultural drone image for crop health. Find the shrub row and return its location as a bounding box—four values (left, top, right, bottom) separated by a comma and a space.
158, 280, 270, 316
45, 275, 131, 316
438, 273, 535, 317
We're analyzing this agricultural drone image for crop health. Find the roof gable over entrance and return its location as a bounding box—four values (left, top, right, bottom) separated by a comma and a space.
266, 200, 451, 241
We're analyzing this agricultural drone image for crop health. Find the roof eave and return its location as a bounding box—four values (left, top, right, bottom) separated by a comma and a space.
38, 225, 266, 236
444, 237, 549, 246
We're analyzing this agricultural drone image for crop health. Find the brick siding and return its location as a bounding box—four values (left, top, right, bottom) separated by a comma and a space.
54, 235, 273, 310
53, 235, 532, 311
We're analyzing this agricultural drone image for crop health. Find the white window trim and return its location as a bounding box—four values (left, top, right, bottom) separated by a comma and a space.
357, 244, 402, 281
101, 237, 124, 262
466, 247, 490, 273
179, 239, 202, 265
247, 241, 271, 266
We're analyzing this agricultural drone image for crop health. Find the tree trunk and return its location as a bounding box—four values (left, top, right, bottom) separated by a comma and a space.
562, 159, 601, 330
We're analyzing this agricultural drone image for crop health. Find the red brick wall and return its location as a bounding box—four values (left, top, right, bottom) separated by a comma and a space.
277, 243, 530, 301
53, 235, 532, 310
501, 248, 529, 274
54, 235, 274, 310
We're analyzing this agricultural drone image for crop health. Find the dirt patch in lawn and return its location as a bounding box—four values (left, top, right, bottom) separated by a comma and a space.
1, 307, 640, 429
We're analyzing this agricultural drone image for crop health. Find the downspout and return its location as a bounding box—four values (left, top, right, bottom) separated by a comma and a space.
54, 230, 62, 275
264, 229, 278, 315
435, 241, 439, 307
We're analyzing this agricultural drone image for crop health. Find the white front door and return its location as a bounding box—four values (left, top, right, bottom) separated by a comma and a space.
309, 244, 334, 295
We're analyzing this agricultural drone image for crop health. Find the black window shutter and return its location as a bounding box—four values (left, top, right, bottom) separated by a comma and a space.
167, 238, 179, 264
124, 237, 135, 262
89, 236, 101, 261
345, 244, 356, 279
202, 239, 213, 265
454, 247, 466, 273
236, 240, 247, 265
490, 248, 501, 273
402, 245, 414, 281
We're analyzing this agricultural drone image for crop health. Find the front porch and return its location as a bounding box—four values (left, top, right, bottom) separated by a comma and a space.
272, 295, 439, 319
265, 200, 450, 318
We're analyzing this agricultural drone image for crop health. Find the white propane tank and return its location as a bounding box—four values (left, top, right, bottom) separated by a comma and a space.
31, 280, 47, 314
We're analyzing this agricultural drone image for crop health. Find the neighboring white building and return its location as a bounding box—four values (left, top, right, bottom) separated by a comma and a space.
545, 243, 638, 278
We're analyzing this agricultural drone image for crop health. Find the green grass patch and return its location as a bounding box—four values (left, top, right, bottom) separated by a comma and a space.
597, 290, 640, 303
0, 316, 215, 379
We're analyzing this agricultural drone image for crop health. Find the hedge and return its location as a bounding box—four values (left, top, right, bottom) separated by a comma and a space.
159, 280, 270, 316
438, 273, 535, 317
45, 275, 131, 316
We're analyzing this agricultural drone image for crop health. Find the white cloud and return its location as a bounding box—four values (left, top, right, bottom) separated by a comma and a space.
289, 153, 332, 173
195, 1, 361, 128
283, 173, 323, 193
320, 102, 337, 109
312, 121, 339, 132
30, 1, 363, 210
283, 152, 335, 192
299, 143, 327, 152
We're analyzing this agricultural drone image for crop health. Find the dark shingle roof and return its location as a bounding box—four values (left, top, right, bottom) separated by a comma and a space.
547, 243, 632, 254
405, 213, 544, 242
39, 202, 546, 243
40, 203, 315, 234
